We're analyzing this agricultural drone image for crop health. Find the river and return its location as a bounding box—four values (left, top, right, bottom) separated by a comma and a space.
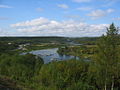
23, 48, 79, 63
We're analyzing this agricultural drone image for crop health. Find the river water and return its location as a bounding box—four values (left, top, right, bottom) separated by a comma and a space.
23, 48, 79, 63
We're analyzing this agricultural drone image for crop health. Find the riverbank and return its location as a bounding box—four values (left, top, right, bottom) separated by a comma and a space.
57, 45, 97, 59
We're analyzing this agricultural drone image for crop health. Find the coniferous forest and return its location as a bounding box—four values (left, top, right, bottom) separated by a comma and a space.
0, 24, 120, 90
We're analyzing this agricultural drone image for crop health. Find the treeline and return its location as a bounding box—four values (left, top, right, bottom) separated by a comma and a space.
0, 36, 99, 45
1, 35, 120, 46
70, 37, 99, 45
0, 37, 68, 44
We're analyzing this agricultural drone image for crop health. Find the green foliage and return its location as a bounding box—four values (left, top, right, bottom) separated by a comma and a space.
36, 60, 96, 90
95, 23, 120, 89
71, 37, 99, 45
66, 82, 95, 90
0, 53, 44, 89
58, 45, 97, 59
0, 42, 18, 54
0, 37, 69, 44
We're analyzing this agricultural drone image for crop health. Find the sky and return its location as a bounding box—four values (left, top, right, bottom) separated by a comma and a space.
0, 0, 120, 37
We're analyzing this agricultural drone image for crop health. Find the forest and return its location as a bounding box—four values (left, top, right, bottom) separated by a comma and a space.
0, 23, 120, 90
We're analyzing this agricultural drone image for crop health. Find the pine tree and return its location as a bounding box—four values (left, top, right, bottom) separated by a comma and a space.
95, 23, 120, 90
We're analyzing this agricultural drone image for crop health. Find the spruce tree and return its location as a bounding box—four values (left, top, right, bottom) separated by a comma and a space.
95, 23, 120, 90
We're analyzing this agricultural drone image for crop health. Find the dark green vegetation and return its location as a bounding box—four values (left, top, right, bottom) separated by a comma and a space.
25, 43, 64, 52
0, 53, 44, 89
0, 23, 120, 90
94, 23, 120, 90
0, 36, 99, 46
70, 37, 99, 45
58, 45, 97, 59
0, 37, 68, 44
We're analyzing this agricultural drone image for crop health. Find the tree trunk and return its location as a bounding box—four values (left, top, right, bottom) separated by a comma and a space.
105, 69, 107, 90
111, 76, 114, 90
105, 82, 107, 90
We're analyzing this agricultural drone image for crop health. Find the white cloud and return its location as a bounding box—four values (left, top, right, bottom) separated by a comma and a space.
87, 9, 114, 19
77, 7, 92, 11
10, 17, 109, 37
73, 0, 91, 3
87, 10, 106, 19
11, 17, 49, 27
0, 5, 12, 8
107, 9, 114, 13
57, 4, 69, 9
0, 28, 9, 36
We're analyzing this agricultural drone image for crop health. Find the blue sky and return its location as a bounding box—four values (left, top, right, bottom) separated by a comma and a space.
0, 0, 120, 37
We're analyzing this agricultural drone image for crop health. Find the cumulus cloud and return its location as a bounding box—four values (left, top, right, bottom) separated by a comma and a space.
0, 5, 12, 8
57, 4, 69, 9
87, 9, 114, 19
10, 17, 109, 37
11, 17, 49, 27
73, 0, 91, 3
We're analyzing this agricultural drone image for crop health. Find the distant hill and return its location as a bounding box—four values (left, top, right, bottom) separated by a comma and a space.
70, 37, 99, 45
0, 36, 99, 45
